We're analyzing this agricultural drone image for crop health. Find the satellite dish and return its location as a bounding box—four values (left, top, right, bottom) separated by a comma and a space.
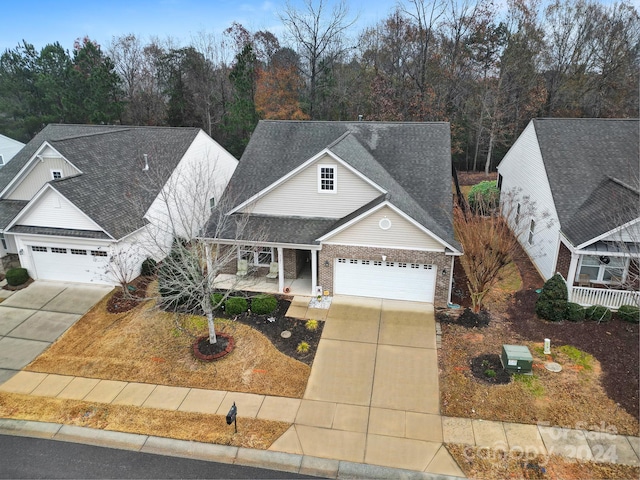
599, 256, 610, 265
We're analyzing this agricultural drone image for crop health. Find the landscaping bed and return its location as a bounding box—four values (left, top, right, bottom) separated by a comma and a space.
439, 240, 639, 436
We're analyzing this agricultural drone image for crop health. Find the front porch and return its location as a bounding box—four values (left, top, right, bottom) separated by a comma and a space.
214, 269, 313, 296
569, 286, 640, 310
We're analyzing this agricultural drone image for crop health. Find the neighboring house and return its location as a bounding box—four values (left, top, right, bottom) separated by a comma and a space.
0, 133, 25, 168
497, 118, 639, 309
206, 120, 462, 306
0, 124, 238, 283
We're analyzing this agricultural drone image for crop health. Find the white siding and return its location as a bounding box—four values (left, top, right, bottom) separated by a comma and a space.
601, 221, 640, 244
497, 121, 560, 280
323, 206, 446, 251
245, 155, 382, 218
7, 149, 80, 200
16, 188, 103, 231
145, 130, 238, 254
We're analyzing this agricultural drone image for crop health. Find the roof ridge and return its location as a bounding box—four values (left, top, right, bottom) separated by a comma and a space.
607, 176, 640, 195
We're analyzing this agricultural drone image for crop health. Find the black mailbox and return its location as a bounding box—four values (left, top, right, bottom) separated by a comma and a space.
226, 402, 237, 432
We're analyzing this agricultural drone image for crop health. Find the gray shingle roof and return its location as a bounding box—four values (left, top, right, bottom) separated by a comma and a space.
533, 118, 639, 246
216, 120, 460, 251
0, 200, 28, 229
0, 124, 201, 239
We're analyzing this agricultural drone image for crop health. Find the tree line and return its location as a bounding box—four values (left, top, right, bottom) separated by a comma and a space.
0, 0, 637, 168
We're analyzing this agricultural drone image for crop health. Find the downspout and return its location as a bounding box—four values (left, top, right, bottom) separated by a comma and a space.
447, 255, 455, 306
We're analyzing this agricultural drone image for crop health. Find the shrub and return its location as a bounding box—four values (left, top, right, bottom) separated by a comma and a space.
616, 305, 640, 323
305, 319, 319, 331
210, 293, 224, 309
296, 341, 310, 354
538, 274, 568, 302
251, 294, 278, 315
565, 302, 586, 322
484, 369, 497, 378
225, 297, 248, 316
140, 257, 157, 277
585, 305, 612, 323
5, 268, 29, 286
468, 180, 500, 213
536, 299, 568, 322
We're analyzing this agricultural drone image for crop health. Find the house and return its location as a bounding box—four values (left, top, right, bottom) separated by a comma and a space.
497, 118, 639, 309
0, 124, 238, 283
0, 133, 25, 167
206, 120, 462, 306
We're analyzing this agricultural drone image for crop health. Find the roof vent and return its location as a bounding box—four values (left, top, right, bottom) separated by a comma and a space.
142, 154, 149, 171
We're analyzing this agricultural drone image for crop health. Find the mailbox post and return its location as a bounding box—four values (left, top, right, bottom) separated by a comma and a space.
226, 402, 237, 433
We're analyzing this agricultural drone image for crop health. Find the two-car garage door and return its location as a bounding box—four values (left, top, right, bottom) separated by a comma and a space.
334, 258, 436, 302
29, 244, 111, 284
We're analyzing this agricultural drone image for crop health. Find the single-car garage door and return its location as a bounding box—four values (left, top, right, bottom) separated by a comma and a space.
29, 245, 111, 284
334, 258, 436, 302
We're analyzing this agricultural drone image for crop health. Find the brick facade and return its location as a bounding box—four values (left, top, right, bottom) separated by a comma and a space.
318, 244, 450, 306
556, 242, 572, 281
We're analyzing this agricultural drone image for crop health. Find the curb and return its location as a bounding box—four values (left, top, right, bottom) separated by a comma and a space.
0, 418, 466, 479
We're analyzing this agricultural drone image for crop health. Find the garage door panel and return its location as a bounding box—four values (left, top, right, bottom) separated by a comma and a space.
334, 258, 435, 302
30, 245, 111, 284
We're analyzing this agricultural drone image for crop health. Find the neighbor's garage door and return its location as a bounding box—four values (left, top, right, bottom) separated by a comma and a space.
29, 245, 111, 284
334, 258, 436, 302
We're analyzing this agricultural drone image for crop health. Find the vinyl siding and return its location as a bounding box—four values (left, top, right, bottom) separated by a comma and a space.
244, 155, 382, 218
323, 206, 446, 251
601, 221, 640, 244
7, 150, 80, 200
16, 188, 102, 231
497, 121, 560, 280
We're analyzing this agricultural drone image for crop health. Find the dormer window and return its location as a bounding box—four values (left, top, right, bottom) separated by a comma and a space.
318, 164, 336, 193
51, 170, 63, 180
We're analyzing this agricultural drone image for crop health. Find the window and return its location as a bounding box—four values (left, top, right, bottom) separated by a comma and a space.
32, 246, 47, 252
373, 261, 382, 266
318, 165, 336, 192
515, 203, 521, 225
51, 170, 63, 180
497, 174, 503, 191
528, 219, 535, 245
239, 245, 273, 266
0, 233, 6, 250
51, 247, 67, 254
91, 250, 108, 257
578, 255, 627, 284
70, 249, 87, 255
209, 197, 215, 211
362, 260, 370, 265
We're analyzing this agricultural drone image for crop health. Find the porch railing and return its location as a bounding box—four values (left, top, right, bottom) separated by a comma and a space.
569, 287, 640, 310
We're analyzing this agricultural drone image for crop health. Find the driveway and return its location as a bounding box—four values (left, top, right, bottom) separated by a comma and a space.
0, 281, 113, 384
270, 296, 464, 476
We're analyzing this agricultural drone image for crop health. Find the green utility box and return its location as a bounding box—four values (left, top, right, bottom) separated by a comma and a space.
501, 344, 533, 374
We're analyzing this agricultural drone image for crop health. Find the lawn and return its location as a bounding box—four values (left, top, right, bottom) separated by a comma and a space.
27, 283, 312, 399
440, 246, 639, 437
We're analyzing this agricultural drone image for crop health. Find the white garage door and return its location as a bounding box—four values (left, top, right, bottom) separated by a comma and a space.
29, 245, 111, 284
334, 258, 436, 302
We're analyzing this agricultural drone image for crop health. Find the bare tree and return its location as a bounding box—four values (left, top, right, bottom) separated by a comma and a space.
279, 0, 357, 119
454, 188, 542, 312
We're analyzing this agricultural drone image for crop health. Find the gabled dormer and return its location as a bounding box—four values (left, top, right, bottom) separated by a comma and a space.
1, 142, 82, 201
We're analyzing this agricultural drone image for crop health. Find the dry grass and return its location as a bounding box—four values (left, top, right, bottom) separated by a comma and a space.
0, 392, 289, 449
448, 444, 640, 480
28, 289, 310, 398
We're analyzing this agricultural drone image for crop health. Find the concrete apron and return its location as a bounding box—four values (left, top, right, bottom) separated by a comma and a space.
269, 296, 465, 477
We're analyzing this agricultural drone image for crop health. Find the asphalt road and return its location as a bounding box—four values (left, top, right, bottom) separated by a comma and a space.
0, 434, 321, 479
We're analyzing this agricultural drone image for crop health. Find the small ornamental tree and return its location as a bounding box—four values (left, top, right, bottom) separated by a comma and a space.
468, 180, 500, 214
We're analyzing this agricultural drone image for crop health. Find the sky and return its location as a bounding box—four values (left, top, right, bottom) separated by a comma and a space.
0, 0, 400, 53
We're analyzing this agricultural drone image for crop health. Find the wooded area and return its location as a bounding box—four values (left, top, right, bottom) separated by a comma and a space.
0, 0, 637, 169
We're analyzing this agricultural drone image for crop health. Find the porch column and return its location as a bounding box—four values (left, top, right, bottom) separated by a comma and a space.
277, 247, 284, 293
566, 251, 580, 302
311, 249, 318, 296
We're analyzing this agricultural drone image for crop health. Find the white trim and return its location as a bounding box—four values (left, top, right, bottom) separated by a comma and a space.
5, 184, 113, 239
316, 200, 463, 254
0, 142, 82, 198
228, 148, 386, 214
204, 238, 322, 250
317, 164, 337, 193
574, 217, 640, 250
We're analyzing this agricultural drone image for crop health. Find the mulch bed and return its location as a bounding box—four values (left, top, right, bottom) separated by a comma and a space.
439, 307, 490, 328
106, 276, 153, 314
217, 293, 323, 366
470, 353, 512, 385
452, 239, 639, 420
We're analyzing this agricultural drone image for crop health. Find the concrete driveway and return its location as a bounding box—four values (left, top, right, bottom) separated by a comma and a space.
270, 296, 464, 477
0, 281, 113, 384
